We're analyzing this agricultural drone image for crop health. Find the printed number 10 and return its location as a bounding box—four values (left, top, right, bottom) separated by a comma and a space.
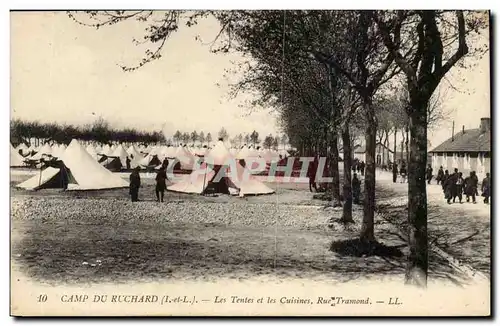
37, 294, 47, 303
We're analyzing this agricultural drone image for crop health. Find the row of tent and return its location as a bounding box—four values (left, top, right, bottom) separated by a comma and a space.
11, 141, 289, 171
14, 139, 275, 196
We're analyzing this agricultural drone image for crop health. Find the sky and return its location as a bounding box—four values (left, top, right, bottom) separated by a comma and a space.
10, 11, 281, 140
10, 11, 490, 147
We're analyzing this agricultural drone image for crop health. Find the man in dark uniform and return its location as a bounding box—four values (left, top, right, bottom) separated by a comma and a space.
442, 170, 449, 193
464, 171, 477, 204
482, 173, 491, 204
392, 161, 398, 183
436, 166, 444, 185
400, 161, 407, 183
352, 173, 361, 204
155, 166, 168, 202
307, 155, 319, 192
129, 167, 141, 202
453, 172, 465, 204
360, 161, 365, 176
126, 156, 131, 170
446, 168, 459, 204
426, 164, 433, 184
162, 157, 169, 169
471, 171, 479, 199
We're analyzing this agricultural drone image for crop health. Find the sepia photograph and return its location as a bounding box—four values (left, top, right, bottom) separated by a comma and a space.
9, 8, 491, 317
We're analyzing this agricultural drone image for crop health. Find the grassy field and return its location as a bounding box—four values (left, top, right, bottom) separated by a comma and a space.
10, 168, 483, 286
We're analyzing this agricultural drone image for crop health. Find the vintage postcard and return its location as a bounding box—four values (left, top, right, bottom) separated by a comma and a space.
10, 10, 491, 317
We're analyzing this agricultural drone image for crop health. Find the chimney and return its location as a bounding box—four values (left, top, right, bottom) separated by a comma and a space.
480, 117, 490, 134
462, 125, 465, 134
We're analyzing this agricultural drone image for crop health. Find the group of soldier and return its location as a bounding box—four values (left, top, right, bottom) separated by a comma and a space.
391, 162, 491, 205
433, 166, 491, 205
128, 157, 169, 203
352, 160, 366, 176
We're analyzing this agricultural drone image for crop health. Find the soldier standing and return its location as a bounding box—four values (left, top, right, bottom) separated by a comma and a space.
155, 166, 168, 202
453, 172, 465, 204
464, 172, 477, 204
352, 173, 361, 204
436, 166, 444, 185
126, 156, 131, 170
129, 167, 141, 202
426, 164, 433, 184
482, 173, 491, 204
392, 161, 398, 183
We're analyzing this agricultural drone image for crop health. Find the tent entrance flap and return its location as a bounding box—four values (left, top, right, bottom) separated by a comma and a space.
204, 176, 231, 195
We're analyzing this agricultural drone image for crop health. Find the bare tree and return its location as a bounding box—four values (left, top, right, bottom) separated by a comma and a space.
375, 10, 488, 286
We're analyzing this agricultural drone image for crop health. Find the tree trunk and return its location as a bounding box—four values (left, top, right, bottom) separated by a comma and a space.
383, 131, 389, 166
405, 127, 410, 164
360, 98, 376, 242
329, 132, 342, 207
406, 94, 429, 287
393, 128, 397, 163
341, 123, 354, 223
400, 129, 405, 162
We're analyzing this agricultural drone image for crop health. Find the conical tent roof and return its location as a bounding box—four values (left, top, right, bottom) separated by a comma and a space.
139, 146, 160, 167
235, 145, 255, 160
166, 146, 177, 158
249, 146, 262, 158
51, 144, 67, 159
16, 143, 28, 155
127, 145, 143, 159
171, 145, 196, 169
262, 149, 280, 163
110, 144, 128, 166
100, 144, 112, 156
86, 144, 99, 160
31, 143, 53, 160
110, 144, 142, 168
204, 140, 234, 166
195, 146, 208, 157
17, 139, 128, 190
11, 144, 25, 167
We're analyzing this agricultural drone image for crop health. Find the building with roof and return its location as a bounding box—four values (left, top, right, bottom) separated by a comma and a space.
352, 143, 408, 166
429, 117, 491, 180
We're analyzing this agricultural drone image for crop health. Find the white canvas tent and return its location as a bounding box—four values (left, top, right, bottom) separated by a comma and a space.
11, 144, 26, 167
172, 145, 197, 170
51, 144, 67, 159
110, 144, 129, 167
261, 149, 280, 163
167, 140, 274, 196
109, 144, 142, 169
17, 139, 128, 191
139, 146, 162, 167
194, 146, 209, 157
16, 143, 29, 156
100, 144, 113, 156
86, 144, 99, 160
127, 145, 144, 160
235, 145, 257, 160
30, 143, 52, 160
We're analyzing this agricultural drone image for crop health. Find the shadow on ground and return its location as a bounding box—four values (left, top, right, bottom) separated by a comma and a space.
12, 216, 471, 286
